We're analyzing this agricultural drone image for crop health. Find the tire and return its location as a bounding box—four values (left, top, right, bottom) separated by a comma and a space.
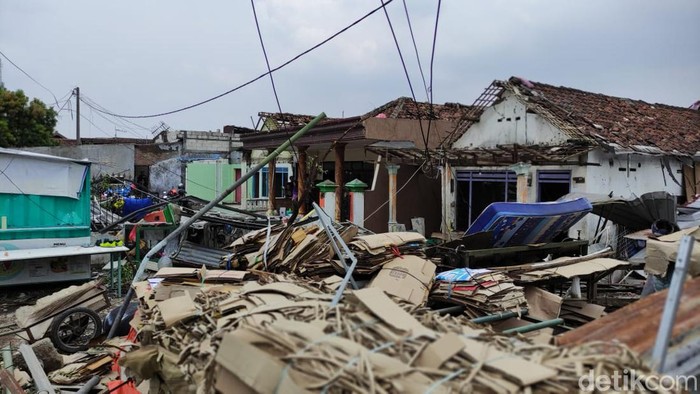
49, 307, 103, 354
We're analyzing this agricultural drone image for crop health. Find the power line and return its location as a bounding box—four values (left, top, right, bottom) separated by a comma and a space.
81, 99, 147, 139
401, 0, 429, 101
79, 94, 151, 132
250, 0, 298, 162
424, 0, 442, 149
0, 49, 60, 108
83, 0, 395, 119
379, 0, 429, 152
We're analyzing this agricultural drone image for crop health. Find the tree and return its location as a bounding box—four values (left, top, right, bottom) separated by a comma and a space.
0, 87, 57, 148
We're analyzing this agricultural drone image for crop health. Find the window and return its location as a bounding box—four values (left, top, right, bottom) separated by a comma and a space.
537, 170, 571, 202
455, 171, 517, 231
251, 165, 290, 198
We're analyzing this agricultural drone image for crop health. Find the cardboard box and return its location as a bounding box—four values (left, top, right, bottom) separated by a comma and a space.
645, 226, 700, 276
368, 255, 435, 306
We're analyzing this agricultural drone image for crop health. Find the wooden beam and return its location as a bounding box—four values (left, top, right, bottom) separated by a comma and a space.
0, 369, 26, 394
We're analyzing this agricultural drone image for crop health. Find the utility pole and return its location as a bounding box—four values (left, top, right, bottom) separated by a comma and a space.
74, 87, 81, 145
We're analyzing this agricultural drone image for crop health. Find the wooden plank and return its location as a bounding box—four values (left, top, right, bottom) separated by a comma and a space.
0, 369, 26, 394
18, 344, 55, 394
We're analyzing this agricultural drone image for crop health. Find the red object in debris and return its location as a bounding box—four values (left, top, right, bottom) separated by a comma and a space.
128, 225, 138, 243
107, 379, 140, 394
144, 210, 165, 223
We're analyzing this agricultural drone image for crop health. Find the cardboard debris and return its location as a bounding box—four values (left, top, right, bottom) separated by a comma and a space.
116, 273, 672, 393
224, 223, 359, 277
154, 267, 248, 283
645, 226, 700, 276
524, 286, 562, 320
48, 354, 112, 385
560, 299, 606, 325
517, 258, 630, 281
368, 255, 435, 305
348, 232, 426, 275
158, 292, 198, 327
430, 267, 527, 318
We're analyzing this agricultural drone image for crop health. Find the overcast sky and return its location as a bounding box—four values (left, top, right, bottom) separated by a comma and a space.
1, 0, 698, 140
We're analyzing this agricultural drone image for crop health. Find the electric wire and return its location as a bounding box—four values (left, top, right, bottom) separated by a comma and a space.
364, 159, 426, 221
424, 0, 442, 153
379, 0, 429, 154
82, 0, 395, 119
80, 99, 148, 139
401, 0, 429, 101
0, 49, 60, 108
79, 94, 152, 133
250, 0, 298, 162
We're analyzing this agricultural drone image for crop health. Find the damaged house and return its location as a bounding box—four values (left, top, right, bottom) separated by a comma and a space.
441, 77, 700, 240
239, 97, 470, 235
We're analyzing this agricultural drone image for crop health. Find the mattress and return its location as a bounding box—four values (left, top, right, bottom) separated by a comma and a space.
465, 198, 592, 247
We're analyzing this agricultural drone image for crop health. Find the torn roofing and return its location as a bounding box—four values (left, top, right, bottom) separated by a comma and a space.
451, 76, 700, 156
253, 97, 471, 133
363, 96, 471, 122
557, 275, 700, 375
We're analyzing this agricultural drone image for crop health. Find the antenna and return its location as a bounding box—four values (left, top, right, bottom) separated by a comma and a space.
114, 127, 127, 138
0, 58, 4, 89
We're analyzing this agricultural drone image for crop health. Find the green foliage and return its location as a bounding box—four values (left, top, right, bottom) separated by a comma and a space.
0, 87, 57, 147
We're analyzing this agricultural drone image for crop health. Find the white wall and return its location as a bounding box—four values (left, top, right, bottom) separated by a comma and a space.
453, 94, 568, 149
443, 151, 685, 243
583, 149, 684, 198
23, 144, 135, 179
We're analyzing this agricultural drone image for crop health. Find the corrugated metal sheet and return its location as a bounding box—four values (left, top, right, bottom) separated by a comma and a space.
172, 241, 228, 268
557, 276, 700, 374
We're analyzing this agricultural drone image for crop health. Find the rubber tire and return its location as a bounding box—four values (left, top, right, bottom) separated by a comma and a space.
49, 307, 103, 354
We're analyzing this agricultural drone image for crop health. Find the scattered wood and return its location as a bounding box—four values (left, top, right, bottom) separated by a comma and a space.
0, 368, 26, 394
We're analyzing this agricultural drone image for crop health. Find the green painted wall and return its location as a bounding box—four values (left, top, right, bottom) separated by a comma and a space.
186, 161, 241, 203
0, 166, 91, 240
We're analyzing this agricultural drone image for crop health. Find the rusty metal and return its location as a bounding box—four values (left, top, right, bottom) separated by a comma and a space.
557, 275, 700, 374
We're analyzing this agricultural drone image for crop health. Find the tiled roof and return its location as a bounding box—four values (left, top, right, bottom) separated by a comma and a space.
364, 97, 470, 121
255, 98, 471, 133
506, 77, 700, 155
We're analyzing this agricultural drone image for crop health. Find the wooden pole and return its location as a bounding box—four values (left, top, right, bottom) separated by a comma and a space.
297, 146, 308, 215
334, 143, 346, 221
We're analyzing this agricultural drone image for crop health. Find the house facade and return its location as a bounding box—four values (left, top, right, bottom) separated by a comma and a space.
239, 98, 470, 235
442, 77, 700, 240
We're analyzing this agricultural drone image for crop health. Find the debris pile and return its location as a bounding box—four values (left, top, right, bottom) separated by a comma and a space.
223, 223, 358, 276
119, 273, 672, 393
430, 268, 527, 318
223, 224, 426, 280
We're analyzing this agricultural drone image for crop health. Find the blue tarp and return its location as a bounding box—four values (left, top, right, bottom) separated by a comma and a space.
122, 197, 154, 220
